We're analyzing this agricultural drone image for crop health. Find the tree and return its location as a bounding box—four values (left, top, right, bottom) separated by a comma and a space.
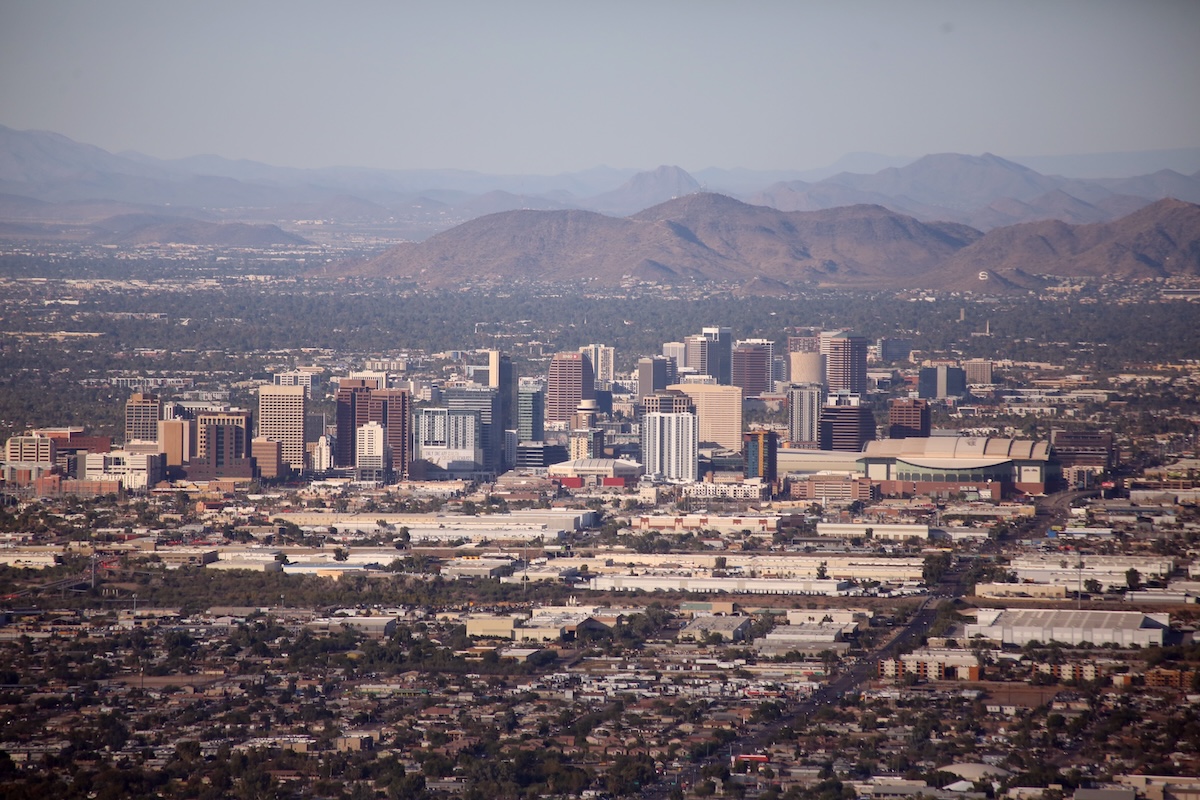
816, 561, 829, 580
1084, 578, 1102, 594
1125, 568, 1141, 591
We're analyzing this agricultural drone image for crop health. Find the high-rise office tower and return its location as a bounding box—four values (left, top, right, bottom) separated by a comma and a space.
918, 365, 967, 399
125, 392, 161, 444
257, 385, 307, 474
570, 399, 598, 430
888, 398, 931, 439
368, 388, 412, 479
187, 424, 254, 480
878, 338, 914, 363
732, 341, 772, 397
641, 390, 695, 416
568, 428, 605, 461
669, 383, 743, 451
683, 335, 709, 381
787, 384, 825, 447
443, 386, 502, 473
414, 408, 482, 473
819, 392, 875, 452
744, 430, 779, 483
641, 412, 698, 483
685, 327, 733, 385
823, 331, 869, 394
484, 350, 517, 433
195, 410, 250, 460
355, 421, 390, 481
157, 419, 192, 468
545, 352, 594, 424
636, 356, 671, 401
578, 344, 615, 391
335, 379, 375, 467
662, 341, 687, 372
701, 327, 732, 384
517, 385, 545, 442
251, 438, 283, 480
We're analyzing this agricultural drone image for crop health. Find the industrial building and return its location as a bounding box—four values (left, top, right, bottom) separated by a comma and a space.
963, 608, 1170, 647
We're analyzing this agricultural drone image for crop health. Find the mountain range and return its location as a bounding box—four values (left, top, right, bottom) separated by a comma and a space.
348, 195, 1200, 292
1, 125, 1199, 291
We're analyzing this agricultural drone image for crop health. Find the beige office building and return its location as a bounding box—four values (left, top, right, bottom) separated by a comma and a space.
257, 385, 307, 474
668, 383, 743, 451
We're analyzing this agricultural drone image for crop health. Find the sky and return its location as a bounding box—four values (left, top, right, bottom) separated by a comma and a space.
1, 0, 1198, 174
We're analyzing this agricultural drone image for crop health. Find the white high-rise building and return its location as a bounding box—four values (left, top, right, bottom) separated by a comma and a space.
642, 412, 698, 483
662, 341, 687, 371
578, 344, 615, 390
787, 383, 825, 447
415, 408, 482, 473
311, 434, 336, 474
355, 421, 390, 475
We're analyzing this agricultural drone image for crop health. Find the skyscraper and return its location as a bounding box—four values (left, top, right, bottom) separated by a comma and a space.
636, 356, 671, 401
195, 409, 250, 460
125, 392, 161, 444
641, 412, 698, 483
485, 350, 517, 433
335, 379, 375, 467
744, 430, 779, 483
518, 385, 545, 442
787, 383, 825, 447
335, 380, 412, 478
545, 352, 594, 424
355, 420, 390, 481
257, 385, 307, 475
578, 344, 615, 391
732, 341, 772, 397
823, 331, 869, 394
641, 390, 695, 416
662, 341, 687, 372
888, 398, 931, 439
157, 419, 192, 469
414, 407, 482, 475
701, 326, 732, 385
669, 383, 743, 451
368, 388, 412, 479
685, 327, 733, 385
819, 393, 876, 452
444, 386, 502, 473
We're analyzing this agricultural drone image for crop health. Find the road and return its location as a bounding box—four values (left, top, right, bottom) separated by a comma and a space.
643, 584, 955, 798
1031, 489, 1100, 537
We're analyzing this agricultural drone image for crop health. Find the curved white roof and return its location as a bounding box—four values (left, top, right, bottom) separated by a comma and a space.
862, 437, 1049, 462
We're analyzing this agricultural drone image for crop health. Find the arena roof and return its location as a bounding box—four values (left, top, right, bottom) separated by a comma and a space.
862, 437, 1050, 463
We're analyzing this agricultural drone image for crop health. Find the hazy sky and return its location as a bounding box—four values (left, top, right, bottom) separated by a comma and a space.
1, 0, 1198, 174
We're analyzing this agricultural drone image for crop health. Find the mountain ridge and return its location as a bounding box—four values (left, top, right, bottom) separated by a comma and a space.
351, 194, 1200, 293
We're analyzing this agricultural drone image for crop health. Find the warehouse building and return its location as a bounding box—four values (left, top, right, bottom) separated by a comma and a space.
964, 608, 1170, 647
